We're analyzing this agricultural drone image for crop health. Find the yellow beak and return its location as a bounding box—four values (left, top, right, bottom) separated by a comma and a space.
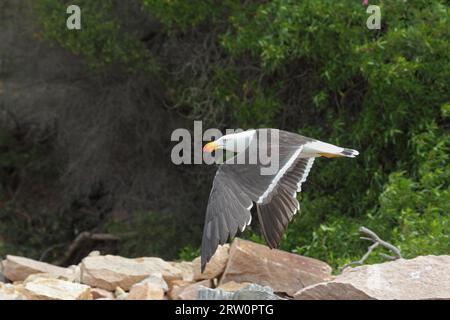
203, 141, 218, 153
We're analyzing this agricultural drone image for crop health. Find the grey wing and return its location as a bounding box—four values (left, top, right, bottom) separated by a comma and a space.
256, 157, 315, 248
200, 169, 253, 272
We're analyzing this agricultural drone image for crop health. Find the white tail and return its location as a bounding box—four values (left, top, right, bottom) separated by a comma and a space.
303, 141, 359, 158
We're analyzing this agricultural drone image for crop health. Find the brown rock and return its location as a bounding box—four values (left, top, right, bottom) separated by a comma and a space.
126, 283, 163, 300
193, 244, 229, 281
294, 255, 450, 300
22, 278, 92, 300
126, 273, 168, 300
80, 255, 182, 291
2, 255, 74, 282
170, 261, 194, 282
135, 257, 183, 281
170, 280, 213, 300
167, 279, 192, 299
91, 288, 114, 300
220, 239, 333, 296
218, 281, 252, 292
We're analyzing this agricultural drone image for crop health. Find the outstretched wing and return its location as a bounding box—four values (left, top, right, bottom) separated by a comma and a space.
201, 169, 253, 272
256, 157, 315, 248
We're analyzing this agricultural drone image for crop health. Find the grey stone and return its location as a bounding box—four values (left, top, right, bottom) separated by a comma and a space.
197, 283, 285, 300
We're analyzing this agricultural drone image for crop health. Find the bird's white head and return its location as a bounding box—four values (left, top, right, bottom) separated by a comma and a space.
203, 130, 256, 153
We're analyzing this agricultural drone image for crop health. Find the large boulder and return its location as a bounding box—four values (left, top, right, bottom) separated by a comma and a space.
2, 255, 75, 282
192, 244, 229, 281
80, 255, 182, 291
21, 278, 92, 300
294, 255, 450, 300
219, 239, 333, 296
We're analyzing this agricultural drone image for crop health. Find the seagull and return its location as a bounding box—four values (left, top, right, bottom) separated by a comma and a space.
200, 129, 359, 271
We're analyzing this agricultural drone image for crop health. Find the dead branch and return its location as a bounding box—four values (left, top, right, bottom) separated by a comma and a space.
341, 226, 402, 272
52, 232, 120, 266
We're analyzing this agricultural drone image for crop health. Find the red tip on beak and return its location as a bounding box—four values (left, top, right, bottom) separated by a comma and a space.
203, 141, 218, 153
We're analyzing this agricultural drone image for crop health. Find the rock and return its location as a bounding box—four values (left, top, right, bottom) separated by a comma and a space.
67, 265, 81, 283
0, 283, 24, 300
170, 280, 213, 300
126, 282, 164, 300
91, 288, 114, 300
217, 281, 252, 292
167, 279, 193, 299
135, 257, 183, 281
80, 255, 182, 291
220, 239, 333, 296
2, 255, 74, 282
231, 283, 284, 300
294, 255, 450, 300
88, 251, 101, 257
197, 283, 284, 300
126, 273, 168, 300
23, 273, 64, 284
170, 261, 194, 282
193, 244, 229, 281
126, 283, 162, 300
197, 287, 232, 300
114, 286, 128, 300
294, 282, 374, 300
22, 278, 92, 300
141, 273, 169, 292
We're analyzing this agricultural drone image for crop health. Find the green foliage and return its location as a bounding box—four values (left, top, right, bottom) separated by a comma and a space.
178, 245, 200, 262
380, 121, 450, 257
142, 0, 222, 31
35, 0, 157, 73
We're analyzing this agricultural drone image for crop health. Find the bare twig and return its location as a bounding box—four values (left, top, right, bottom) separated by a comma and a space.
51, 232, 120, 266
340, 226, 402, 272
39, 243, 66, 262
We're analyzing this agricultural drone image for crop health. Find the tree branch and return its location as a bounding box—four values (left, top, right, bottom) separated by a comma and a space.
52, 232, 120, 266
340, 226, 402, 272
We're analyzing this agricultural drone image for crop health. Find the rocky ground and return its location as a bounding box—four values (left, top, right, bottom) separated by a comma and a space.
0, 238, 449, 300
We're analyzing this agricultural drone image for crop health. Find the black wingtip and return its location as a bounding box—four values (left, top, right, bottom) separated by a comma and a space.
342, 148, 359, 158
200, 259, 206, 273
